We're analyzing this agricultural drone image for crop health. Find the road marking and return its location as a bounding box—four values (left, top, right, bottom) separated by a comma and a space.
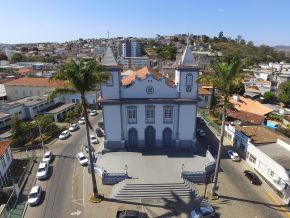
70, 210, 82, 216
72, 199, 84, 207
265, 191, 290, 217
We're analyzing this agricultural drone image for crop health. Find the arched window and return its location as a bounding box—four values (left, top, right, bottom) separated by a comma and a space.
186, 73, 193, 86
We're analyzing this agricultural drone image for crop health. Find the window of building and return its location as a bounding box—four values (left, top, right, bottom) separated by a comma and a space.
72, 99, 75, 103
30, 90, 33, 96
0, 157, 6, 168
127, 107, 137, 124
186, 73, 193, 86
248, 154, 256, 164
163, 106, 173, 123
204, 96, 208, 102
22, 90, 26, 97
15, 90, 18, 95
107, 73, 113, 86
145, 106, 155, 123
268, 169, 275, 177
258, 161, 267, 172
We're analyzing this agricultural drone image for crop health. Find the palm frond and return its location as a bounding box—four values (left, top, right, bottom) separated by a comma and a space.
48, 88, 77, 100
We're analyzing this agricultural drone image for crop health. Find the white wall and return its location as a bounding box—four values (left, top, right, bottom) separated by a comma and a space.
61, 93, 96, 105
121, 75, 178, 99
198, 95, 211, 108
121, 104, 177, 146
0, 147, 13, 177
101, 69, 120, 100
103, 105, 122, 141
178, 104, 196, 141
4, 85, 52, 100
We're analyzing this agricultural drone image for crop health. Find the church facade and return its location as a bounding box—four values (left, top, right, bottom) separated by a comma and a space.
100, 46, 200, 149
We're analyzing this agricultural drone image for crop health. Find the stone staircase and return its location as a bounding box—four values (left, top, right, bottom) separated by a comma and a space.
111, 178, 197, 200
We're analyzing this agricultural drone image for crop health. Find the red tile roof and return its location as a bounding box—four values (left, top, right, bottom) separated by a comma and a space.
121, 66, 175, 87
4, 77, 65, 87
0, 140, 11, 157
18, 68, 32, 75
226, 109, 265, 124
199, 87, 211, 95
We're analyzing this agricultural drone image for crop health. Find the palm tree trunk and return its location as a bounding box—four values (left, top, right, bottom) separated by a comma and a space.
81, 94, 98, 197
209, 86, 215, 116
211, 105, 226, 196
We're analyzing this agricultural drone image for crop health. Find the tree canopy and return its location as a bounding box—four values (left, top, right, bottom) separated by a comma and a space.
0, 52, 8, 61
278, 81, 290, 106
157, 44, 177, 60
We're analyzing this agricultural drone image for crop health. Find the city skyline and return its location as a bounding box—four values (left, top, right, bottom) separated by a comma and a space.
0, 0, 289, 46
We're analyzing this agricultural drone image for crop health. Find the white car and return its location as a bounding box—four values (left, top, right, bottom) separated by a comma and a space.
89, 110, 97, 116
69, 123, 79, 132
196, 129, 206, 137
90, 135, 99, 144
78, 117, 85, 125
76, 152, 89, 166
227, 150, 240, 161
36, 162, 49, 180
190, 205, 215, 218
42, 151, 52, 163
59, 130, 70, 140
28, 186, 42, 206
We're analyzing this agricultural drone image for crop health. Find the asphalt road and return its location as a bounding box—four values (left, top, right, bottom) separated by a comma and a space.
24, 113, 102, 218
196, 120, 286, 218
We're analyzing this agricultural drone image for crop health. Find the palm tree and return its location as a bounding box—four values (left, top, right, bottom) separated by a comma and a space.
49, 59, 109, 200
198, 56, 244, 197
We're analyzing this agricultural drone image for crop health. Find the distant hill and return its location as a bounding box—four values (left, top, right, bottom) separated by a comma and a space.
273, 45, 290, 55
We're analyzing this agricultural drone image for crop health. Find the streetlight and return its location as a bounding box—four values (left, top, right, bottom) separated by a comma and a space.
36, 122, 55, 154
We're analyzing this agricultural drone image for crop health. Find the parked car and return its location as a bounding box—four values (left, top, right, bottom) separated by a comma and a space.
227, 150, 240, 161
28, 186, 42, 206
244, 170, 262, 185
98, 121, 104, 129
59, 130, 70, 140
76, 152, 89, 166
90, 134, 99, 144
83, 144, 95, 153
197, 117, 206, 124
42, 151, 52, 163
89, 110, 97, 116
78, 117, 86, 125
95, 127, 104, 137
190, 205, 215, 218
116, 210, 148, 218
36, 162, 49, 180
196, 129, 206, 137
69, 123, 80, 132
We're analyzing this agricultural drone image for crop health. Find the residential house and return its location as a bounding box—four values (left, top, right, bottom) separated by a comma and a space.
235, 126, 290, 204
0, 140, 13, 189
198, 87, 211, 108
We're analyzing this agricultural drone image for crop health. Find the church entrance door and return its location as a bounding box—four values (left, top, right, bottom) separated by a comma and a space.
128, 128, 138, 147
162, 128, 172, 146
145, 126, 155, 147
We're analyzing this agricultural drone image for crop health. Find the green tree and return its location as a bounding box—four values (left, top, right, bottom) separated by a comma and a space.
278, 81, 290, 106
198, 56, 244, 197
0, 52, 8, 61
11, 53, 23, 63
157, 45, 177, 60
49, 59, 109, 200
11, 115, 35, 147
263, 91, 275, 103
34, 115, 59, 137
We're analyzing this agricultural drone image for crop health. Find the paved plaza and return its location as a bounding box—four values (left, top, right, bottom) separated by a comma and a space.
97, 150, 212, 180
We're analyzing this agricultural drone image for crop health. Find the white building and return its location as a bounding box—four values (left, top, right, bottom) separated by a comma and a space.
0, 140, 13, 189
120, 56, 150, 69
235, 126, 290, 204
100, 46, 200, 149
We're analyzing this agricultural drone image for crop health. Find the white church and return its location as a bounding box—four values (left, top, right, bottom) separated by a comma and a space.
100, 46, 201, 149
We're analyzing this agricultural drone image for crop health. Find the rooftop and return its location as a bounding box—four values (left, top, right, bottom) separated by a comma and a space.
0, 140, 11, 157
4, 77, 65, 87
45, 102, 75, 114
226, 110, 265, 125
0, 112, 11, 120
229, 95, 273, 116
198, 87, 211, 95
121, 66, 175, 87
101, 47, 118, 66
2, 96, 48, 108
258, 142, 290, 170
236, 126, 279, 145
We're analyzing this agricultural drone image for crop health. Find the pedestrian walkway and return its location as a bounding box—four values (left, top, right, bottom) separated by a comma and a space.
8, 158, 39, 218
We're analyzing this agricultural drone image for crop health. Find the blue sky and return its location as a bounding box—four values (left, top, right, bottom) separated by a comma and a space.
1, 0, 289, 45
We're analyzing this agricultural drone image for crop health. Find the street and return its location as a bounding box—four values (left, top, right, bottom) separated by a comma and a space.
24, 113, 102, 218
197, 121, 288, 218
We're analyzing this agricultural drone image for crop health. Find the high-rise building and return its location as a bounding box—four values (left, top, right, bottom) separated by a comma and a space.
118, 41, 142, 57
